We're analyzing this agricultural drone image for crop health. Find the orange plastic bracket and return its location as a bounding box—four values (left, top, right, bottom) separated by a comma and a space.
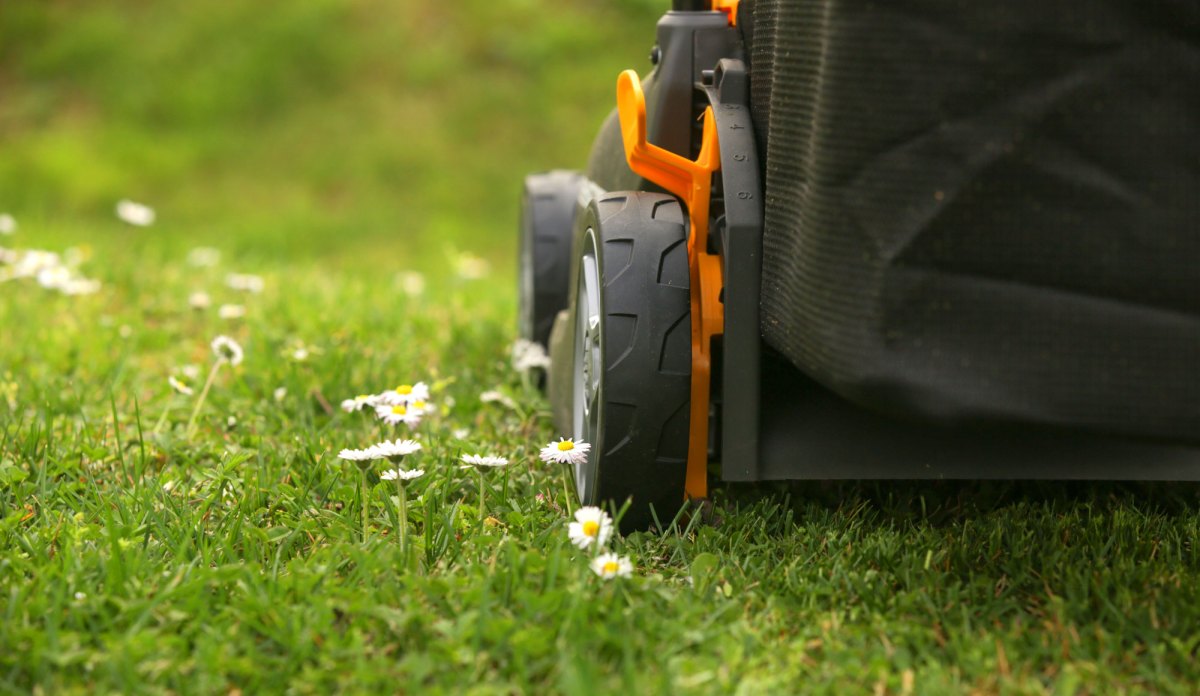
712, 0, 739, 26
616, 69, 724, 501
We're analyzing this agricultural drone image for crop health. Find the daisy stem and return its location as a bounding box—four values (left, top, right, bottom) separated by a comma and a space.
398, 481, 409, 562
478, 467, 486, 527
184, 361, 223, 440
151, 404, 170, 435
360, 467, 370, 543
393, 473, 403, 548
561, 465, 574, 516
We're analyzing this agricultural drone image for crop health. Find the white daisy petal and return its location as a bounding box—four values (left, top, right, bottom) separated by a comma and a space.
380, 468, 424, 482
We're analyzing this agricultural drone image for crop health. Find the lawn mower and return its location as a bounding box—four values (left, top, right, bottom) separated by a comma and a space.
518, 0, 1200, 529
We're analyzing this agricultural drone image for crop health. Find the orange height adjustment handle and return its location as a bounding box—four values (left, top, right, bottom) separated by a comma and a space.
616, 70, 724, 502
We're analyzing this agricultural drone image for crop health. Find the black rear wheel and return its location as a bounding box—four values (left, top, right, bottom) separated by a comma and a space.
570, 192, 691, 531
519, 170, 586, 348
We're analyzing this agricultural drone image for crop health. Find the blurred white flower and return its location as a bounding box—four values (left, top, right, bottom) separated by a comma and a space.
273, 386, 288, 402
181, 364, 201, 380
590, 553, 633, 580
0, 214, 15, 235
539, 437, 590, 465
396, 270, 426, 297
568, 506, 613, 549
291, 347, 309, 362
226, 273, 264, 293
375, 382, 430, 405
480, 389, 517, 409
340, 394, 376, 412
189, 291, 211, 309
511, 338, 551, 371
168, 375, 194, 396
454, 254, 490, 280
116, 199, 155, 226
375, 402, 422, 427
211, 335, 244, 366
218, 304, 246, 319
36, 265, 71, 290
187, 247, 221, 267
60, 278, 101, 296
452, 428, 470, 440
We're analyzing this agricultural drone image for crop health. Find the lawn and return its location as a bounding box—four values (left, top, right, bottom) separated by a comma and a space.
3, 1, 1200, 693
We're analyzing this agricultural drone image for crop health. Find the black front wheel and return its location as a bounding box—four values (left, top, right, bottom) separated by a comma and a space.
568, 191, 692, 531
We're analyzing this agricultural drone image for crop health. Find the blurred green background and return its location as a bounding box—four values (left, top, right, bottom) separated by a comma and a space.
0, 0, 661, 268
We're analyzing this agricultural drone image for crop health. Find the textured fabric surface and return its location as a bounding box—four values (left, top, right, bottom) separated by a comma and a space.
747, 0, 1200, 441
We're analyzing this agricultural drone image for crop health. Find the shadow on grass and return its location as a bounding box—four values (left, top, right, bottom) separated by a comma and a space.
722, 479, 1200, 528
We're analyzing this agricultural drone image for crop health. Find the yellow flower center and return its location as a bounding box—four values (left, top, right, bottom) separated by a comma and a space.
356, 394, 370, 400
556, 440, 575, 452
391, 405, 407, 415
603, 561, 619, 574
395, 384, 413, 395
582, 520, 599, 537
413, 400, 427, 410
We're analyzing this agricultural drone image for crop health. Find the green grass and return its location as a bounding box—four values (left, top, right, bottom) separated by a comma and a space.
4, 1, 1200, 693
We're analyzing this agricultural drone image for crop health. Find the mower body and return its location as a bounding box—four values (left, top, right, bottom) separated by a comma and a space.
522, 1, 1200, 524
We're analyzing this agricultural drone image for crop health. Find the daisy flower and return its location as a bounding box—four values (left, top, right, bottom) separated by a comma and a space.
340, 394, 376, 412
168, 375, 194, 396
454, 253, 489, 280
188, 291, 211, 309
226, 273, 265, 293
0, 214, 15, 235
374, 439, 422, 460
539, 437, 590, 466
461, 454, 509, 468
187, 247, 220, 267
395, 270, 426, 297
211, 335, 244, 366
377, 382, 430, 405
590, 552, 634, 580
61, 278, 101, 296
380, 468, 425, 481
273, 386, 287, 402
480, 390, 517, 409
511, 339, 551, 371
568, 506, 613, 549
218, 303, 246, 319
116, 199, 155, 226
375, 402, 422, 427
338, 446, 381, 463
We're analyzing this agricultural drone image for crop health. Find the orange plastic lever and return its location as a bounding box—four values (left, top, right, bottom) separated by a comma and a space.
616, 70, 724, 502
